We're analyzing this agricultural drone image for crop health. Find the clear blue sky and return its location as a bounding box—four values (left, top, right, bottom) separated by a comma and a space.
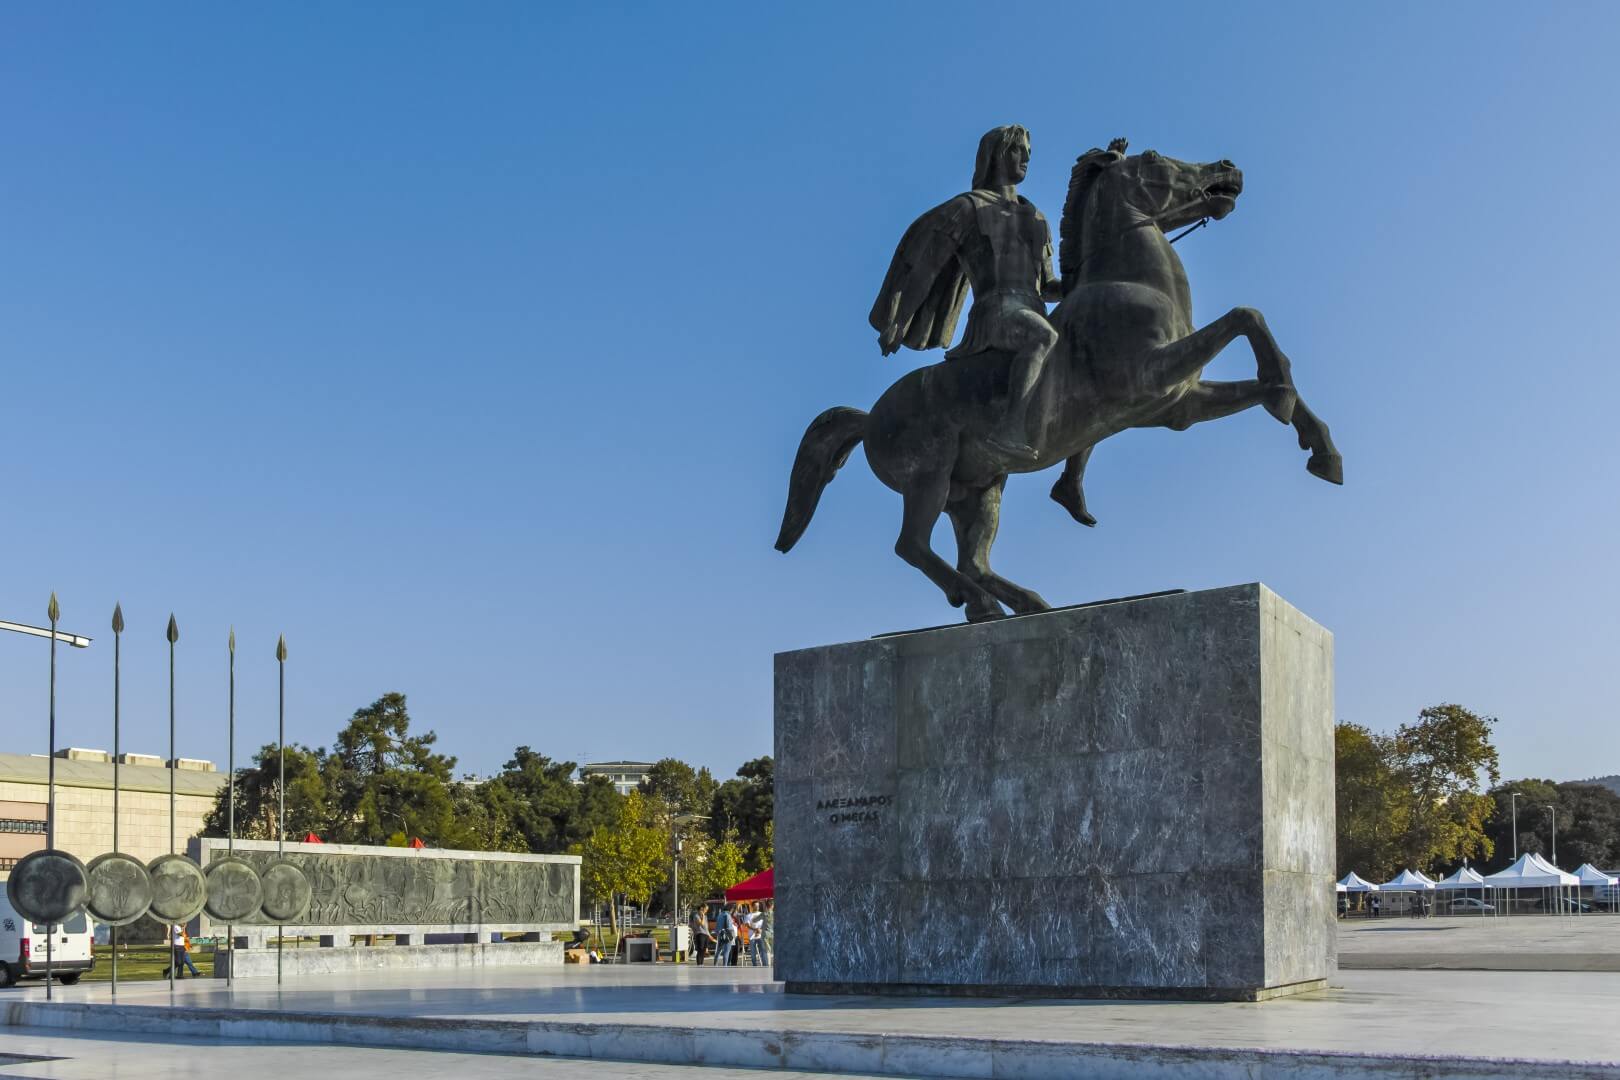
2, 4, 1615, 784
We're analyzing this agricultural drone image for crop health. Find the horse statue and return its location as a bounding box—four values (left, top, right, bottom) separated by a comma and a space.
774, 137, 1342, 623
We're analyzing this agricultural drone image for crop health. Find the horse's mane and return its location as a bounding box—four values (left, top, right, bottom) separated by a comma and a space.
1058, 138, 1127, 295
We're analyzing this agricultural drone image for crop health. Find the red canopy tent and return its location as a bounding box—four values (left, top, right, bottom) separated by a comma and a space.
303, 832, 324, 844
724, 868, 773, 901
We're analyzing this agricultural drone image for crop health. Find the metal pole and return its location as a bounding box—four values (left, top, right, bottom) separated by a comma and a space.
227, 628, 236, 986
276, 634, 286, 987
111, 603, 124, 996
1510, 792, 1522, 860
46, 594, 58, 1001
166, 614, 178, 992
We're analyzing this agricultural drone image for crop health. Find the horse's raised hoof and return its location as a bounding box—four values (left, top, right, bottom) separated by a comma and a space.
1307, 452, 1344, 485
1263, 384, 1298, 425
1049, 481, 1098, 527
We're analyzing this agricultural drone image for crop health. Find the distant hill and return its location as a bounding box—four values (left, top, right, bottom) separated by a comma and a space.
1571, 774, 1620, 797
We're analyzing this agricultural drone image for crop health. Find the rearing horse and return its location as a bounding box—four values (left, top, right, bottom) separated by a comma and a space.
775, 139, 1342, 622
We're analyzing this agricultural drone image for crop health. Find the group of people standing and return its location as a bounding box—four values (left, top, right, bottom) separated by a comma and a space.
689, 900, 771, 966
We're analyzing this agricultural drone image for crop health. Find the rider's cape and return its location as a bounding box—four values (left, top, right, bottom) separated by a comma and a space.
868, 194, 977, 356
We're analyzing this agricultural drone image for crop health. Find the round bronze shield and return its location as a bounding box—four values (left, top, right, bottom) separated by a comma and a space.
257, 860, 311, 923
4, 849, 88, 925
85, 851, 153, 926
146, 854, 207, 923
202, 856, 262, 922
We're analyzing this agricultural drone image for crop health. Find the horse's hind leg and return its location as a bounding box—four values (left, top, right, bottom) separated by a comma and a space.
895, 470, 1001, 617
949, 480, 1050, 617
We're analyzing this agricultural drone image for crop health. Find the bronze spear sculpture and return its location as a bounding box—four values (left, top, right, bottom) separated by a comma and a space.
111, 603, 123, 995
227, 627, 236, 986
276, 633, 286, 986
166, 613, 178, 992
45, 593, 58, 1001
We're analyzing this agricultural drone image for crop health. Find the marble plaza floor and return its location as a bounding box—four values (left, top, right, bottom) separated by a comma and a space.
1337, 911, 1620, 969
3, 962, 1619, 1078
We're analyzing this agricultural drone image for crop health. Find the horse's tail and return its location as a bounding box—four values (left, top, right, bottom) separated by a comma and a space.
774, 406, 868, 553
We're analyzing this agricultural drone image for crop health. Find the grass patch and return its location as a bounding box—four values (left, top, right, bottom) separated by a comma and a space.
85, 944, 215, 982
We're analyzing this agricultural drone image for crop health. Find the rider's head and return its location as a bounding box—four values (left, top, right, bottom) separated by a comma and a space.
973, 125, 1031, 190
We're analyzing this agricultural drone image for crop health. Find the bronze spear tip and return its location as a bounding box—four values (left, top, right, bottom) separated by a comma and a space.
275, 635, 287, 662
112, 603, 125, 634
229, 627, 236, 654
166, 614, 180, 644
48, 593, 60, 623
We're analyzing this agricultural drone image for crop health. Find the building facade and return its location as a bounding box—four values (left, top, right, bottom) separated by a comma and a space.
577, 760, 654, 796
0, 749, 226, 877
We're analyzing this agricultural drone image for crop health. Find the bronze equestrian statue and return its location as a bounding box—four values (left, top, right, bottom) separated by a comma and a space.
775, 128, 1342, 623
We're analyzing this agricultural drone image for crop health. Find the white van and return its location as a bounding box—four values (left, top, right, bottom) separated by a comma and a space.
0, 894, 96, 986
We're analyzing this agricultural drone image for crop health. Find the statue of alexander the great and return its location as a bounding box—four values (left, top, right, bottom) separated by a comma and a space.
778, 129, 1342, 623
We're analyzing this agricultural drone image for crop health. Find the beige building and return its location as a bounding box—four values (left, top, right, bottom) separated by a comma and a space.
0, 748, 226, 877
577, 760, 655, 796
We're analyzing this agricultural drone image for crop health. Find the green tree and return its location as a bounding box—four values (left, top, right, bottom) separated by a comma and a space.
709, 756, 774, 870
203, 741, 332, 841
1334, 705, 1501, 880
323, 693, 463, 845
1334, 723, 1406, 880
680, 826, 748, 907
1482, 779, 1620, 872
1388, 704, 1499, 872
638, 758, 719, 817
574, 790, 667, 934
489, 747, 621, 853
445, 779, 527, 853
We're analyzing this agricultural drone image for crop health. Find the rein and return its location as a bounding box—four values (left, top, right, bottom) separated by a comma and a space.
1168, 218, 1209, 244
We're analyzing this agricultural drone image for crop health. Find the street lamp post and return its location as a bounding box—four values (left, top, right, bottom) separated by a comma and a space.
1543, 805, 1557, 866
1, 603, 91, 1003
670, 813, 708, 961
1509, 791, 1525, 860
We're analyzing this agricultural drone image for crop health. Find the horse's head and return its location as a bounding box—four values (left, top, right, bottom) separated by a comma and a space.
1060, 139, 1243, 286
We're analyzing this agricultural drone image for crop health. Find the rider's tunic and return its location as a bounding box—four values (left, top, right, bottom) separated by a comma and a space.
945, 192, 1057, 361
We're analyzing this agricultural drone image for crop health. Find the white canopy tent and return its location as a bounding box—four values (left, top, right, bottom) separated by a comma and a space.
1379, 869, 1437, 891
1433, 867, 1486, 889
1573, 864, 1618, 913
1482, 853, 1579, 916
1573, 864, 1618, 887
1433, 866, 1491, 916
1377, 869, 1437, 917
1338, 871, 1380, 892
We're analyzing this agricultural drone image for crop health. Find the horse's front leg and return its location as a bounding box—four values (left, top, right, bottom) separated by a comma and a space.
1139, 307, 1297, 424
1152, 379, 1343, 485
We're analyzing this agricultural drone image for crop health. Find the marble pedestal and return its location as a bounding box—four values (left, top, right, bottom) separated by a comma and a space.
773, 583, 1335, 1001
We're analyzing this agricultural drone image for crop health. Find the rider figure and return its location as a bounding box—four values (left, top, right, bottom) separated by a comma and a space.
870, 125, 1063, 462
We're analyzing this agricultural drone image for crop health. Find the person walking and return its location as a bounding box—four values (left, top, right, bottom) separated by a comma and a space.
758, 899, 774, 966
162, 924, 201, 979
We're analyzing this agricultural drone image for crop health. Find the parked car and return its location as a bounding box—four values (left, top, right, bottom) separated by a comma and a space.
1449, 896, 1496, 912
0, 895, 96, 986
1560, 897, 1596, 913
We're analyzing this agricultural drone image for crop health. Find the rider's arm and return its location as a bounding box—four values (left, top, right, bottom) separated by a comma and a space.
1038, 228, 1062, 303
